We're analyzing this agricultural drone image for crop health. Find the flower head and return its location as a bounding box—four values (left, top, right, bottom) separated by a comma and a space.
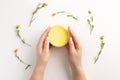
88, 10, 92, 14
14, 48, 18, 53
100, 35, 104, 40
51, 13, 56, 16
43, 3, 48, 7
16, 25, 20, 29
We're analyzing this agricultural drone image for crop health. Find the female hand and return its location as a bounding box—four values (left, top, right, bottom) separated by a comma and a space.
30, 27, 51, 80
36, 27, 51, 70
67, 27, 82, 69
67, 27, 86, 80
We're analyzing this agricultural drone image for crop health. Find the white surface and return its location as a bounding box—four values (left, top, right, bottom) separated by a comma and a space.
0, 0, 120, 80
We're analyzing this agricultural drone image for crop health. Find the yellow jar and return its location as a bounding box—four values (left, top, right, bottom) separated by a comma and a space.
48, 25, 69, 47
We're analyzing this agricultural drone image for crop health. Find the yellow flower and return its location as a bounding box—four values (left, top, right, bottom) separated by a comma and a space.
14, 48, 18, 53
52, 13, 56, 16
88, 10, 92, 14
100, 35, 104, 40
43, 3, 48, 7
16, 24, 20, 29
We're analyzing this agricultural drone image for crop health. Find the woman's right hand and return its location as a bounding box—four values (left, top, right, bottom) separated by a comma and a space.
66, 27, 86, 80
67, 27, 82, 69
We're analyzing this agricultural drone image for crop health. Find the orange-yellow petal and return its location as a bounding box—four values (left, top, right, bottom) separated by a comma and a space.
16, 25, 20, 29
14, 48, 18, 53
52, 13, 56, 16
100, 35, 104, 40
88, 10, 92, 14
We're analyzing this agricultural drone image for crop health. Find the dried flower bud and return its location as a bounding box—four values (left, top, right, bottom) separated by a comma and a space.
88, 10, 92, 14
16, 25, 20, 29
52, 13, 56, 16
100, 35, 104, 40
43, 3, 48, 7
14, 48, 18, 53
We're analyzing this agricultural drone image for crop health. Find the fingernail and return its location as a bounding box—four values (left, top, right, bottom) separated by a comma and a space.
48, 26, 51, 28
46, 37, 49, 42
68, 26, 71, 29
69, 37, 72, 41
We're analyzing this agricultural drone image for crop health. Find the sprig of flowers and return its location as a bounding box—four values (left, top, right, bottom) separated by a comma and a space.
94, 35, 105, 64
29, 2, 48, 27
14, 48, 31, 70
87, 10, 94, 35
16, 25, 31, 46
51, 11, 79, 21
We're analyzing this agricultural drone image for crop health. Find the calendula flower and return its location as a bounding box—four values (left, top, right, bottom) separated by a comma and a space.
15, 25, 31, 46
16, 25, 20, 29
29, 2, 48, 27
51, 13, 56, 16
88, 10, 92, 14
14, 48, 18, 53
43, 3, 48, 7
87, 10, 94, 35
14, 49, 31, 70
100, 35, 104, 40
94, 35, 105, 64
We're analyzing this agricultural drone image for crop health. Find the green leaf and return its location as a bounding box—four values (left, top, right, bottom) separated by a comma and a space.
67, 14, 78, 21
91, 16, 93, 21
56, 11, 67, 14
25, 65, 31, 70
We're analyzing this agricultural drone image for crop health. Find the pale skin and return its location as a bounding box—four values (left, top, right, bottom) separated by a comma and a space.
30, 27, 86, 80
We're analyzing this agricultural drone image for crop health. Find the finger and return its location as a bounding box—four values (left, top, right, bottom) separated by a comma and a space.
38, 27, 51, 49
65, 43, 69, 50
68, 37, 75, 53
43, 37, 50, 53
68, 27, 80, 49
49, 44, 53, 49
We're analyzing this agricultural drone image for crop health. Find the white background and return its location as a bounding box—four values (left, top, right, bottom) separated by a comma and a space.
0, 0, 120, 80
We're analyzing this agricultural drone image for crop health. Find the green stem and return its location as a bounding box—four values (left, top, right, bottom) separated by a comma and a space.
67, 14, 78, 21
29, 15, 35, 27
87, 11, 94, 35
94, 40, 105, 64
53, 11, 79, 21
56, 11, 67, 14
15, 53, 31, 70
29, 3, 47, 27
87, 18, 94, 35
16, 28, 31, 47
